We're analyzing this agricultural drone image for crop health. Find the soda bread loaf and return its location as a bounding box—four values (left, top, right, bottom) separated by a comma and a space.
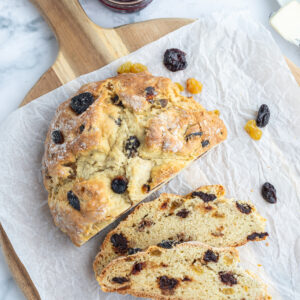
42, 72, 227, 246
94, 185, 268, 274
97, 242, 270, 299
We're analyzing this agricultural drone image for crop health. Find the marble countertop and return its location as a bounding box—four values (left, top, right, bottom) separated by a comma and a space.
0, 0, 299, 299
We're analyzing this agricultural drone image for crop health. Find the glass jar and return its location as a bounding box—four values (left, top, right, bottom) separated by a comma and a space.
99, 0, 153, 13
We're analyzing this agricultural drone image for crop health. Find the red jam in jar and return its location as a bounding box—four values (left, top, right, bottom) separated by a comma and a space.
99, 0, 153, 13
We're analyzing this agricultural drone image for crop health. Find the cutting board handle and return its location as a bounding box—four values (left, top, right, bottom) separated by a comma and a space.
30, 0, 93, 44
28, 0, 129, 84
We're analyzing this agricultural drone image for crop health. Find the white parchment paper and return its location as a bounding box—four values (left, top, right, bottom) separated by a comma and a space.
0, 12, 300, 300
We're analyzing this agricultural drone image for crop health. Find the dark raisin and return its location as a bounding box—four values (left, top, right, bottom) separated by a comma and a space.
185, 132, 203, 141
79, 124, 85, 133
138, 219, 154, 231
176, 209, 190, 218
236, 202, 252, 214
111, 176, 128, 194
110, 233, 128, 254
201, 140, 210, 147
219, 272, 237, 286
70, 92, 95, 115
182, 276, 191, 282
112, 277, 129, 284
67, 191, 80, 211
158, 276, 179, 290
191, 191, 216, 202
142, 184, 150, 193
163, 48, 187, 72
203, 250, 219, 263
159, 99, 168, 108
115, 118, 122, 126
145, 87, 156, 97
247, 232, 269, 241
111, 94, 123, 107
256, 104, 270, 128
131, 262, 145, 275
52, 130, 64, 144
262, 182, 277, 204
157, 240, 174, 249
125, 136, 140, 158
128, 248, 142, 255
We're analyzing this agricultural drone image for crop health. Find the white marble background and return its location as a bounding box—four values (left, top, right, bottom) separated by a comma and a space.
0, 0, 299, 299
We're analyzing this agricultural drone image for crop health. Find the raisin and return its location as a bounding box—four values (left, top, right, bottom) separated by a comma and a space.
117, 61, 133, 74
110, 233, 128, 254
138, 219, 154, 231
236, 202, 252, 214
70, 92, 95, 115
142, 184, 150, 193
125, 136, 140, 158
131, 262, 145, 275
182, 276, 191, 282
145, 86, 156, 98
115, 118, 122, 126
52, 130, 64, 144
186, 78, 203, 94
79, 124, 85, 133
219, 272, 237, 286
111, 176, 128, 194
130, 63, 148, 73
128, 248, 142, 255
111, 94, 123, 107
244, 120, 262, 140
247, 232, 269, 241
163, 48, 187, 72
256, 104, 270, 128
158, 276, 179, 291
67, 191, 80, 211
176, 209, 190, 218
112, 277, 129, 284
186, 132, 203, 141
201, 140, 210, 147
203, 250, 219, 263
159, 99, 168, 108
157, 240, 175, 249
262, 182, 277, 204
191, 191, 216, 202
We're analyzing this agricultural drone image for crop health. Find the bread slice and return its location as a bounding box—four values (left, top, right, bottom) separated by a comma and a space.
98, 242, 270, 299
94, 185, 268, 274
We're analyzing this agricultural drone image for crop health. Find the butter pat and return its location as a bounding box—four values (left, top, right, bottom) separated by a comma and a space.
270, 0, 300, 46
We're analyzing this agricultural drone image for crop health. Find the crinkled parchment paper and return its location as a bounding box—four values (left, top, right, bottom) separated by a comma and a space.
0, 12, 300, 300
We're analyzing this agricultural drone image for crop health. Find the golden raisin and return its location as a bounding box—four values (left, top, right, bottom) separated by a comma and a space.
130, 63, 148, 73
186, 78, 203, 94
117, 61, 133, 74
244, 120, 262, 140
175, 82, 184, 91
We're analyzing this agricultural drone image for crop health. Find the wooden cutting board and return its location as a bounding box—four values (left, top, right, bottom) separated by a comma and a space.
0, 0, 299, 299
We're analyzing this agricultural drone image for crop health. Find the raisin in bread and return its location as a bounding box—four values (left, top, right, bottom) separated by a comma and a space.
42, 72, 227, 246
93, 185, 268, 274
97, 242, 270, 299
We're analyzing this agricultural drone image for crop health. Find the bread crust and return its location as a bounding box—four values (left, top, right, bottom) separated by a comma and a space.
42, 72, 227, 246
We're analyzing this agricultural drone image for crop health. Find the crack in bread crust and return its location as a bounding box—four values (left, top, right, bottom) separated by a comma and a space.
42, 72, 227, 246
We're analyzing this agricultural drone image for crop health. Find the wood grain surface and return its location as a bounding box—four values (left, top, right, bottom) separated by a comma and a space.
0, 0, 299, 299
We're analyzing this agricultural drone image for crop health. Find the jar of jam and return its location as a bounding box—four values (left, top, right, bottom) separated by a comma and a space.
99, 0, 153, 13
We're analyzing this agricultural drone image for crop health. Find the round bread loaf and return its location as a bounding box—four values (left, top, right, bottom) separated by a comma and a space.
42, 72, 227, 246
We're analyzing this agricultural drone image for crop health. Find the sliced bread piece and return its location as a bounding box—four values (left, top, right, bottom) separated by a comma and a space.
98, 242, 270, 299
94, 185, 268, 275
